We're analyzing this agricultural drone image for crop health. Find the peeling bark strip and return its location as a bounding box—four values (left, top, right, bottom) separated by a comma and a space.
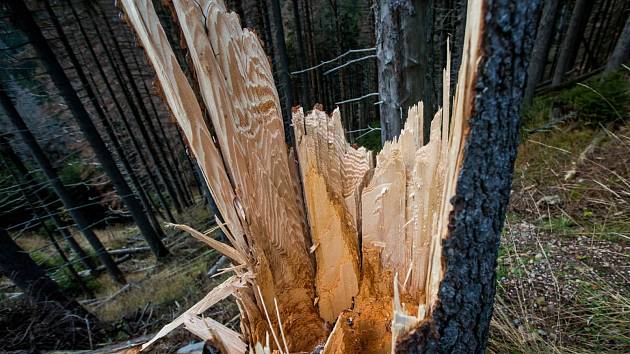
396, 0, 540, 352
120, 0, 539, 352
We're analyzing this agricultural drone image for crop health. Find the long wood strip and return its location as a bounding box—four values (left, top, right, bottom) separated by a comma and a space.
292, 107, 371, 324
163, 0, 326, 349
118, 0, 247, 256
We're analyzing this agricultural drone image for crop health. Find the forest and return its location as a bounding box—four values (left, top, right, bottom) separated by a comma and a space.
0, 0, 628, 353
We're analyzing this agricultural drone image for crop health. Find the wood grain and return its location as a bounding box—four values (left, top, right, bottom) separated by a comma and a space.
293, 107, 372, 324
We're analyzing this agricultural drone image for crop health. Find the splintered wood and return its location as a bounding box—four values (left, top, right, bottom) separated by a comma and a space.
120, 0, 483, 352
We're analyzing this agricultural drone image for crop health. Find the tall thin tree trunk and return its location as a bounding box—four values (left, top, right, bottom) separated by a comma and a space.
376, 0, 434, 144
8, 0, 169, 261
0, 137, 97, 273
292, 0, 311, 109
0, 228, 95, 320
44, 0, 167, 244
69, 9, 176, 223
0, 84, 126, 284
551, 0, 594, 86
524, 0, 560, 106
268, 0, 295, 138
91, 3, 192, 209
451, 0, 467, 98
606, 14, 630, 72
130, 50, 196, 203
68, 1, 183, 217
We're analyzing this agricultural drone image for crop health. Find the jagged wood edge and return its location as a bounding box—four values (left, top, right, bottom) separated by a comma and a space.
395, 0, 541, 352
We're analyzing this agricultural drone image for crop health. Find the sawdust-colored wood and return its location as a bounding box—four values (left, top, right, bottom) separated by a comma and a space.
293, 107, 372, 324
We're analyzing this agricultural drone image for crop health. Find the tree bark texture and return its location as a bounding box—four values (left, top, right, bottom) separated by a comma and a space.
7, 0, 169, 262
551, 0, 594, 86
396, 0, 541, 352
376, 0, 434, 145
524, 0, 560, 106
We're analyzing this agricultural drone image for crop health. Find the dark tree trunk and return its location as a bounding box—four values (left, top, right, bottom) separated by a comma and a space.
130, 50, 196, 203
90, 3, 192, 209
0, 137, 97, 273
292, 0, 311, 109
396, 0, 541, 351
450, 0, 467, 97
43, 0, 168, 248
606, 14, 630, 72
68, 3, 177, 223
67, 0, 183, 217
0, 152, 91, 296
0, 228, 94, 320
260, 0, 276, 60
375, 0, 434, 144
524, 0, 560, 106
0, 85, 125, 284
268, 0, 295, 138
7, 0, 169, 261
551, 0, 594, 86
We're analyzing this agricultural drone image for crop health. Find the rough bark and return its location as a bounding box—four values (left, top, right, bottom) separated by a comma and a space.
551, 0, 594, 86
376, 0, 434, 144
0, 82, 126, 284
605, 14, 630, 72
396, 0, 541, 352
524, 0, 560, 106
7, 0, 169, 261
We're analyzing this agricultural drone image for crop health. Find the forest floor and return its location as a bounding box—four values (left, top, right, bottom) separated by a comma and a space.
488, 117, 630, 352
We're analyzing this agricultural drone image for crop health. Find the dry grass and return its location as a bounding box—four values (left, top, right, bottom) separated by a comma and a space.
488, 117, 630, 353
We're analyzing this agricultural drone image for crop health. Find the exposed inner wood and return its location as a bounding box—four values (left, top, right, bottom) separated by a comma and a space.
120, 0, 484, 352
293, 107, 372, 324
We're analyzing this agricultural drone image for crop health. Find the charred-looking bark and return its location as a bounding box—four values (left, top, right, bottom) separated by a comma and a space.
606, 14, 630, 73
0, 84, 126, 285
396, 0, 540, 352
6, 0, 169, 260
376, 0, 434, 145
524, 0, 560, 106
551, 0, 594, 86
0, 228, 95, 321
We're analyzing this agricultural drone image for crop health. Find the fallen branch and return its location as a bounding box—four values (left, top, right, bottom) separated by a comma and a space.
335, 92, 379, 105
323, 54, 377, 75
107, 246, 151, 256
290, 47, 375, 75
207, 255, 229, 277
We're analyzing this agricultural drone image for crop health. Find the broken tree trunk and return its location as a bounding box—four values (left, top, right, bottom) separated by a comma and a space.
120, 0, 539, 352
